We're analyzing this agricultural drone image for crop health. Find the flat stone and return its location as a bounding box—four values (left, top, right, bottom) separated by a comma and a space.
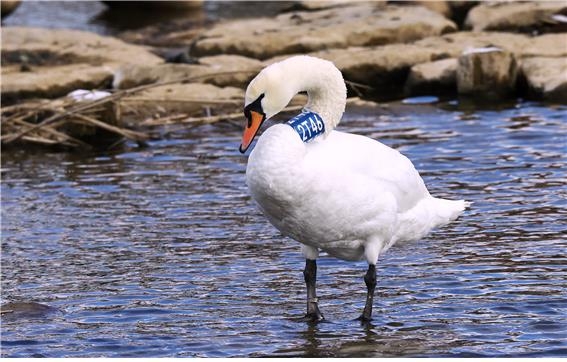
113, 55, 263, 89
266, 31, 565, 100
184, 54, 263, 88
405, 58, 458, 95
414, 31, 530, 58
521, 33, 567, 58
284, 0, 370, 11
191, 4, 456, 59
464, 1, 567, 32
2, 64, 113, 104
119, 83, 244, 118
401, 1, 452, 18
308, 44, 445, 89
1, 27, 163, 102
520, 57, 567, 101
415, 31, 567, 59
1, 27, 163, 67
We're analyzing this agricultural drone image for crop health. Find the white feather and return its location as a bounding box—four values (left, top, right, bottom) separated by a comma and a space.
244, 56, 468, 264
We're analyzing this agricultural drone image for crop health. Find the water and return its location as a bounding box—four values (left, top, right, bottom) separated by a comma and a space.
1, 100, 566, 357
2, 1, 294, 36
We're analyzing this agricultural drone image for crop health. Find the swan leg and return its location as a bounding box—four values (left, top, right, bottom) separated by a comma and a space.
358, 264, 377, 322
303, 259, 324, 321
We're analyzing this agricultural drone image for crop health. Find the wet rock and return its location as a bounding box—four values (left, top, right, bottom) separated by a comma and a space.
0, 301, 59, 320
447, 1, 479, 28
519, 57, 567, 102
1, 0, 20, 18
456, 47, 518, 98
102, 1, 203, 10
114, 55, 263, 89
284, 0, 369, 12
405, 58, 457, 95
464, 1, 567, 33
191, 4, 456, 59
119, 83, 243, 118
1, 27, 163, 102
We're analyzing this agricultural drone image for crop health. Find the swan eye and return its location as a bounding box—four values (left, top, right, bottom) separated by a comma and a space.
244, 93, 265, 126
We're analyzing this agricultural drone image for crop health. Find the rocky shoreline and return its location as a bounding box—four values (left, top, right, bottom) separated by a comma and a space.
1, 0, 566, 148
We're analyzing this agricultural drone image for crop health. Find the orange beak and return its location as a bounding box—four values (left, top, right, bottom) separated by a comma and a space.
239, 110, 265, 153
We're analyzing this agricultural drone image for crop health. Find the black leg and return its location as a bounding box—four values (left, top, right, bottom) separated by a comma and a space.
303, 259, 324, 321
357, 264, 376, 322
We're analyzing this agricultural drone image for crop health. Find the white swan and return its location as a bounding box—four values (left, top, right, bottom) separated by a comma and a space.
239, 55, 469, 321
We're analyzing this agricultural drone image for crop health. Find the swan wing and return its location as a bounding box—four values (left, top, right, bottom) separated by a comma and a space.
304, 131, 430, 214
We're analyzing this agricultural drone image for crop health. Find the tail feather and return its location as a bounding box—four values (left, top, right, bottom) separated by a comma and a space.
433, 198, 470, 225
393, 197, 470, 245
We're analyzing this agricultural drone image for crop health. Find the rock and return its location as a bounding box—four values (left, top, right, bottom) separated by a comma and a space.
521, 33, 567, 58
464, 1, 567, 33
1, 0, 20, 18
415, 31, 567, 59
519, 57, 567, 101
265, 31, 563, 100
2, 27, 163, 67
284, 0, 369, 12
119, 83, 244, 118
308, 44, 446, 91
2, 64, 113, 105
114, 64, 200, 90
414, 31, 529, 58
405, 58, 458, 95
0, 302, 59, 320
113, 55, 263, 89
102, 1, 203, 10
197, 55, 264, 87
397, 1, 452, 18
263, 41, 455, 99
191, 4, 456, 59
447, 1, 479, 27
1, 27, 163, 102
456, 47, 518, 98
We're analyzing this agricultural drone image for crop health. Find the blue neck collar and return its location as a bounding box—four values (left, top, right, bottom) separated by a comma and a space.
286, 111, 325, 143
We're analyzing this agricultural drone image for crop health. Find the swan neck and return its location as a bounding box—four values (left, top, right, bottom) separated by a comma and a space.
294, 61, 346, 132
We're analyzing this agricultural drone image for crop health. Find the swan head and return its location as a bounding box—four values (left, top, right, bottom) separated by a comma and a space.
240, 61, 298, 153
239, 55, 346, 153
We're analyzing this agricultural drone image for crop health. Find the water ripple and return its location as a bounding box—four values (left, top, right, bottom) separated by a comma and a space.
1, 101, 566, 357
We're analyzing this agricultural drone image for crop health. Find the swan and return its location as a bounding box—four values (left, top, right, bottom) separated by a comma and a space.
239, 55, 469, 322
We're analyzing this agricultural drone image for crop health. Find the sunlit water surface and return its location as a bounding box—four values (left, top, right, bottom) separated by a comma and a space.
1, 101, 566, 357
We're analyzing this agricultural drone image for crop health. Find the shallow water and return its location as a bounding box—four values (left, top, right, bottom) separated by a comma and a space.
1, 100, 566, 357
2, 1, 294, 35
